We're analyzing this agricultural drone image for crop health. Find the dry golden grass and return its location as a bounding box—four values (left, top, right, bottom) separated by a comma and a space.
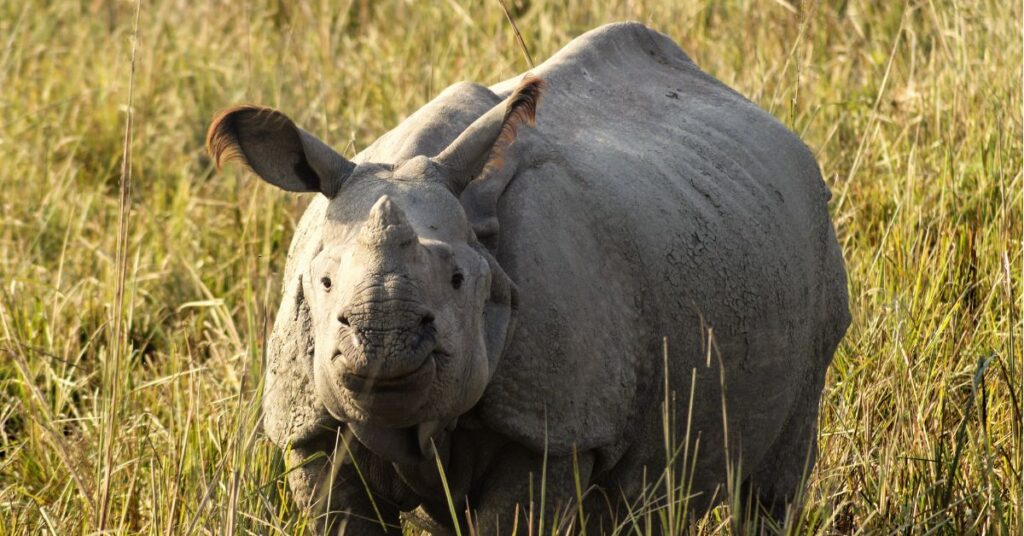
0, 0, 1019, 533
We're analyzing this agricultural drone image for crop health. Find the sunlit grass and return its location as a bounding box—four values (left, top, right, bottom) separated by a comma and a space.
0, 0, 1019, 533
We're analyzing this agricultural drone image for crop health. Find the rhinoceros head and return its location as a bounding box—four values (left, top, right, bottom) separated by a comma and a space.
205, 77, 542, 451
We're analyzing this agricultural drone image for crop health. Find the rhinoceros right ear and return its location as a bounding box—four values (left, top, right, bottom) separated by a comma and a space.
434, 75, 544, 248
206, 106, 355, 197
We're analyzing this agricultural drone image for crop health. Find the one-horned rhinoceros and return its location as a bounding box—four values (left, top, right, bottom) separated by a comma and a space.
206, 22, 850, 534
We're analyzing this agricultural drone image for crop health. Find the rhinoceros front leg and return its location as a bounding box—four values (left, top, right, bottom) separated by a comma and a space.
285, 431, 410, 535
469, 444, 596, 536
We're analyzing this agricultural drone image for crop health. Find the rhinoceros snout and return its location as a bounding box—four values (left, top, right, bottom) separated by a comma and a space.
332, 301, 440, 382
325, 308, 440, 422
338, 307, 434, 335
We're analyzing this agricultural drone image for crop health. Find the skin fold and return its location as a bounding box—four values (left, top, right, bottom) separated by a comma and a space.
207, 22, 850, 534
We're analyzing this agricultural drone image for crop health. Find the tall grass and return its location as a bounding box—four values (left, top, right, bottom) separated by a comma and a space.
0, 0, 1019, 533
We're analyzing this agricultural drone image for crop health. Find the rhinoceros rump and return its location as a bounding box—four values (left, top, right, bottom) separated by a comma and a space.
207, 22, 850, 534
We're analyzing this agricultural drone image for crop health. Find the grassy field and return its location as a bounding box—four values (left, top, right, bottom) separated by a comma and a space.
0, 0, 1020, 533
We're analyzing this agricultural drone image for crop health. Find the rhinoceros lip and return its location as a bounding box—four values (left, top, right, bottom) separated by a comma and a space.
340, 352, 438, 395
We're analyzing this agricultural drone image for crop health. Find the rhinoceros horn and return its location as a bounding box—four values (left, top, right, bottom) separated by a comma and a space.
357, 196, 419, 264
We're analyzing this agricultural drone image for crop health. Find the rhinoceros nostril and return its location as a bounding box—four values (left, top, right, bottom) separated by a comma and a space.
419, 313, 435, 327
338, 315, 350, 327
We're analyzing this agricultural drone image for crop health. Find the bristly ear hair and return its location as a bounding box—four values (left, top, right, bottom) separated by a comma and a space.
453, 75, 545, 249
205, 105, 356, 196
482, 75, 545, 174
433, 74, 545, 195
207, 105, 272, 172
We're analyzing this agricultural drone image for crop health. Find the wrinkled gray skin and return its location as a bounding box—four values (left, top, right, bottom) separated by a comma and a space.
214, 23, 850, 534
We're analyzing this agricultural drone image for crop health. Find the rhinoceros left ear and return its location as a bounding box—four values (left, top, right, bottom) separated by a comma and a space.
206, 106, 355, 197
434, 75, 544, 249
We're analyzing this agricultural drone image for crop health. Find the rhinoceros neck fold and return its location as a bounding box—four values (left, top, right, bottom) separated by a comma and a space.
348, 418, 454, 466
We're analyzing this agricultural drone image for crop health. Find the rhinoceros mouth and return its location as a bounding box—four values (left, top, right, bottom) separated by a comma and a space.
336, 352, 440, 423
341, 351, 438, 393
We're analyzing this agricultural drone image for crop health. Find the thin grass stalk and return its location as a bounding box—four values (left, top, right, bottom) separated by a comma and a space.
539, 418, 549, 536
434, 439, 464, 536
495, 0, 534, 68
336, 428, 390, 532
97, 0, 142, 530
572, 446, 587, 535
661, 337, 676, 536
832, 2, 908, 216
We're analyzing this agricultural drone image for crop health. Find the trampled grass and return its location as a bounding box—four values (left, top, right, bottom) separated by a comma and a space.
0, 0, 1020, 534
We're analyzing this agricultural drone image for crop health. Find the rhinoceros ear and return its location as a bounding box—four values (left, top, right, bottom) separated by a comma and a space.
434, 75, 544, 249
206, 106, 355, 197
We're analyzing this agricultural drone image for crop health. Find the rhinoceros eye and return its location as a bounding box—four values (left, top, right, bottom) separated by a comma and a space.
320, 276, 332, 291
450, 272, 464, 290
